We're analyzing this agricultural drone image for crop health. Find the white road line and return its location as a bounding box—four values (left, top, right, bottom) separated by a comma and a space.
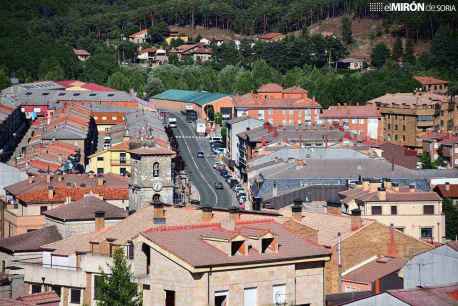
175, 124, 219, 205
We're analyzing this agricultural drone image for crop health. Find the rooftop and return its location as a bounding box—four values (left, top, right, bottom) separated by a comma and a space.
414, 76, 448, 86
434, 184, 458, 198
257, 32, 283, 40
44, 195, 127, 222
141, 220, 330, 268
0, 226, 62, 254
342, 256, 406, 284
387, 283, 458, 306
368, 92, 448, 108
321, 104, 380, 119
152, 89, 229, 106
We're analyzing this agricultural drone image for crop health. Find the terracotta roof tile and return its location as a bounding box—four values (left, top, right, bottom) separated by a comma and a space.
258, 32, 283, 40
414, 76, 448, 85
342, 256, 406, 284
434, 184, 458, 198
17, 291, 60, 304
321, 105, 380, 119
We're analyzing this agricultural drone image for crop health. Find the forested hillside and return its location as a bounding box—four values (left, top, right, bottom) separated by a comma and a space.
0, 0, 457, 106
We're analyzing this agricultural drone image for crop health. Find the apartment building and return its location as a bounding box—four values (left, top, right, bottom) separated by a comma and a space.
233, 84, 321, 127
3, 173, 128, 237
414, 76, 449, 94
339, 179, 445, 243
134, 219, 331, 306
368, 92, 456, 150
88, 141, 131, 176
321, 104, 382, 141
422, 133, 458, 168
0, 102, 28, 162
21, 204, 278, 306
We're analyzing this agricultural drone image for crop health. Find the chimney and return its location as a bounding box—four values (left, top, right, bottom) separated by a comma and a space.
152, 201, 166, 224
351, 209, 362, 231
201, 206, 213, 222
409, 184, 416, 193
445, 182, 450, 191
46, 174, 51, 184
392, 182, 400, 192
272, 181, 278, 197
95, 211, 105, 232
377, 187, 386, 201
96, 175, 104, 186
47, 186, 54, 200
291, 199, 303, 221
28, 175, 34, 184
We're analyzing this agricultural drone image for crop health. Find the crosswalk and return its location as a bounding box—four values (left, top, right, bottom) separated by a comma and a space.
175, 135, 208, 139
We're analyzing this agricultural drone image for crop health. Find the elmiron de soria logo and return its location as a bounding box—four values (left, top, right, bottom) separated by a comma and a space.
369, 2, 456, 12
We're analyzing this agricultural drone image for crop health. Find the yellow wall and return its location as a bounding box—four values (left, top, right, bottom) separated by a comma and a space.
165, 36, 189, 45
88, 149, 131, 175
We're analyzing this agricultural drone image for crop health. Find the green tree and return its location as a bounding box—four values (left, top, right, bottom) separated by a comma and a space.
96, 248, 141, 306
443, 198, 458, 240
392, 37, 403, 61
420, 152, 437, 169
403, 39, 415, 64
148, 21, 168, 44
341, 16, 352, 45
38, 58, 65, 81
371, 43, 390, 68
144, 77, 164, 97
220, 126, 228, 146
214, 112, 223, 125
0, 69, 10, 90
107, 71, 131, 92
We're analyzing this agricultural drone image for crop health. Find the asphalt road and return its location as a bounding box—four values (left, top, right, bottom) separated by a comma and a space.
171, 113, 234, 208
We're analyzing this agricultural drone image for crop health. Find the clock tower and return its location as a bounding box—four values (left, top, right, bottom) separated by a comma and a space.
128, 141, 175, 211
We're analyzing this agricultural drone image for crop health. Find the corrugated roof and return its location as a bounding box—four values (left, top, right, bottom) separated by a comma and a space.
153, 89, 229, 106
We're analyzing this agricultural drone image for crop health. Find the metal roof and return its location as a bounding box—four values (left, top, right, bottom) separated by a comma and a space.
153, 89, 229, 106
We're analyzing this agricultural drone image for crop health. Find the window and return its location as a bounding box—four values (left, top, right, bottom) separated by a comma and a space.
97, 157, 104, 161
244, 287, 257, 306
120, 168, 127, 176
153, 162, 160, 177
423, 205, 434, 215
371, 206, 382, 215
31, 284, 41, 294
391, 206, 397, 215
215, 290, 229, 306
127, 241, 134, 260
97, 168, 104, 174
165, 290, 175, 306
395, 227, 405, 232
40, 206, 47, 215
70, 288, 81, 304
394, 134, 398, 141
273, 284, 286, 305
421, 227, 433, 239
94, 275, 103, 300
51, 285, 61, 298
120, 152, 127, 163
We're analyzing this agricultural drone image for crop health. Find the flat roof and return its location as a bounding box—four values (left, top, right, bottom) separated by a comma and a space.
153, 89, 229, 106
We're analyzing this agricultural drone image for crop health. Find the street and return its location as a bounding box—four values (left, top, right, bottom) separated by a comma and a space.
171, 113, 234, 208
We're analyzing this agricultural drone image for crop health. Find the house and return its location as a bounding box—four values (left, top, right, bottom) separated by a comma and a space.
339, 283, 458, 306
72, 49, 90, 62
151, 89, 233, 121
88, 141, 131, 176
169, 43, 213, 63
434, 182, 458, 204
128, 29, 148, 44
414, 76, 449, 94
0, 226, 62, 298
233, 84, 321, 127
21, 204, 278, 306
225, 116, 263, 167
43, 194, 128, 238
134, 218, 331, 306
339, 178, 445, 243
422, 134, 458, 168
257, 32, 285, 42
164, 30, 189, 45
321, 104, 382, 141
336, 58, 366, 71
137, 48, 168, 67
400, 241, 458, 289
3, 173, 128, 237
277, 204, 433, 294
341, 256, 406, 293
367, 92, 456, 150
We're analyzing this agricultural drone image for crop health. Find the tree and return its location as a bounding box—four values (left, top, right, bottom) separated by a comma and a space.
0, 69, 10, 90
341, 16, 352, 45
144, 77, 164, 97
96, 248, 142, 306
148, 20, 168, 44
371, 43, 390, 68
443, 198, 458, 240
38, 58, 65, 81
420, 152, 437, 169
220, 126, 228, 146
392, 37, 403, 61
403, 39, 415, 64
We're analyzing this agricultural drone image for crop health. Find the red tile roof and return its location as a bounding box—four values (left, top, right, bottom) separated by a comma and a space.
141, 220, 330, 268
342, 256, 406, 284
258, 32, 283, 40
257, 83, 283, 93
92, 111, 125, 125
283, 86, 308, 94
73, 48, 90, 56
414, 76, 448, 85
434, 184, 458, 198
56, 80, 115, 92
29, 159, 61, 172
129, 29, 148, 38
0, 226, 62, 254
234, 93, 320, 109
17, 291, 60, 305
321, 105, 380, 119
339, 186, 442, 202
388, 284, 458, 306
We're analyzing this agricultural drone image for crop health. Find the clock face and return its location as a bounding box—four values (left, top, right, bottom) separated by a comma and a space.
152, 181, 163, 192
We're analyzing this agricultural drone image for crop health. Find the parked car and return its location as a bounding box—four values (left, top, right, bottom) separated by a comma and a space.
213, 162, 223, 169
197, 151, 204, 158
214, 182, 224, 190
213, 148, 226, 155
209, 136, 223, 143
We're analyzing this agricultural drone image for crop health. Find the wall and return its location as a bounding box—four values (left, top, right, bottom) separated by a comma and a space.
228, 119, 263, 164
324, 222, 432, 294
343, 293, 409, 306
152, 99, 204, 118
88, 150, 131, 176
45, 218, 121, 239
243, 108, 320, 127
401, 245, 458, 289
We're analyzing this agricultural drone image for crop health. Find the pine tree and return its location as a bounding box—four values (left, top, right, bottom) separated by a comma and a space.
96, 248, 142, 306
371, 43, 390, 68
403, 39, 415, 64
341, 16, 352, 45
392, 37, 403, 61
443, 198, 458, 240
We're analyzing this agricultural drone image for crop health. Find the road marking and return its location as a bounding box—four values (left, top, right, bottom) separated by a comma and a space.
174, 121, 219, 206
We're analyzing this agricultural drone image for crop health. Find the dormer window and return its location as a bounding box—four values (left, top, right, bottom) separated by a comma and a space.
231, 240, 245, 256
261, 237, 276, 254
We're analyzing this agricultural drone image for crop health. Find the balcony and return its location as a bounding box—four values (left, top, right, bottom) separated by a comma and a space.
22, 261, 85, 288
111, 159, 131, 166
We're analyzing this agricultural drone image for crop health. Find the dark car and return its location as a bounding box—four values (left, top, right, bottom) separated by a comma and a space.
197, 151, 204, 158
214, 182, 224, 189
